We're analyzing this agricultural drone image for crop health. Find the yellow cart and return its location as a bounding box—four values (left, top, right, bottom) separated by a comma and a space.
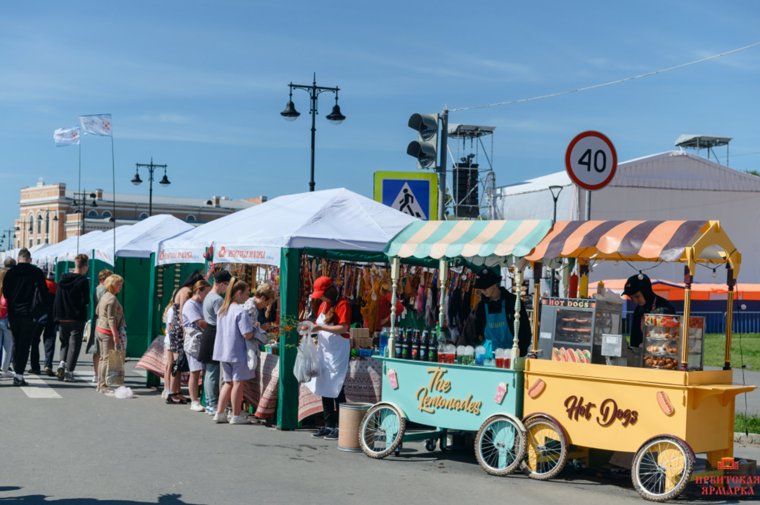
521, 220, 755, 501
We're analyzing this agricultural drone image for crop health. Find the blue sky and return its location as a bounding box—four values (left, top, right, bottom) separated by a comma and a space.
1, 1, 759, 235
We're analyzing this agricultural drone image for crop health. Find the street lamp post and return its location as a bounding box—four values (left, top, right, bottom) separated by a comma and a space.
0, 228, 16, 251
132, 157, 170, 217
281, 74, 346, 192
73, 191, 98, 236
37, 211, 59, 244
548, 185, 564, 297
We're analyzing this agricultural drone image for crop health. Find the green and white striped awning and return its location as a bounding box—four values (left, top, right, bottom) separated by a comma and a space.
385, 220, 553, 264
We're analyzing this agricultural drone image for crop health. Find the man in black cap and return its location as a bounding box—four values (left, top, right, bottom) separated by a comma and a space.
474, 267, 532, 356
623, 273, 675, 347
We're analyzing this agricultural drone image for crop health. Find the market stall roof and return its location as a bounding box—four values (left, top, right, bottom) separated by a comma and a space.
385, 219, 553, 265
34, 230, 105, 266
86, 214, 193, 265
525, 220, 741, 275
157, 188, 419, 266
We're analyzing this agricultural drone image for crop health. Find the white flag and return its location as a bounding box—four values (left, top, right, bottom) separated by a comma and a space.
53, 126, 81, 146
79, 114, 112, 136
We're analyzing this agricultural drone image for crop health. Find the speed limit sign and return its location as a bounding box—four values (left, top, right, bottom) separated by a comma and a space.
565, 131, 617, 191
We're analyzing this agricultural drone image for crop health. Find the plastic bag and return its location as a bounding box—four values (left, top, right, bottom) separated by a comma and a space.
183, 326, 202, 357
106, 348, 125, 387
114, 386, 134, 399
293, 321, 319, 383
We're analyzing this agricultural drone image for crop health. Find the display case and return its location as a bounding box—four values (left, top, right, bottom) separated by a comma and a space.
537, 297, 623, 364
642, 314, 704, 370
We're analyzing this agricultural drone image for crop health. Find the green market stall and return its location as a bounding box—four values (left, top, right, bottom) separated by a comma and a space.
157, 188, 417, 430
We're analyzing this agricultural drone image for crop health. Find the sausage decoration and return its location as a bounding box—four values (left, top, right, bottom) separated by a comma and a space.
527, 379, 546, 399
656, 391, 675, 416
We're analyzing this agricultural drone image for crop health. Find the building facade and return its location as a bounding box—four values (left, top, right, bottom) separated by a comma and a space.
13, 180, 265, 249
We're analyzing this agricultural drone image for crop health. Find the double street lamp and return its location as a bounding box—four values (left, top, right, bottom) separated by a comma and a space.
37, 210, 59, 244
132, 157, 170, 217
73, 191, 98, 236
281, 74, 346, 192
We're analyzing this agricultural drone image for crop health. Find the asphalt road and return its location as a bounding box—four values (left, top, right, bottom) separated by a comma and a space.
0, 361, 758, 505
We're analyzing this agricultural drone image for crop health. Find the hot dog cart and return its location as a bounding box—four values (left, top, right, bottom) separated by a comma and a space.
359, 219, 552, 476
521, 220, 755, 501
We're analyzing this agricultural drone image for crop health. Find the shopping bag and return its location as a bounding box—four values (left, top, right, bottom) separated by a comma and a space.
106, 348, 125, 387
293, 321, 319, 383
183, 326, 202, 357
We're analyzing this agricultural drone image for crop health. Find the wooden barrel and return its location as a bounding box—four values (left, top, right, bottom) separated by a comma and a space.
338, 403, 372, 452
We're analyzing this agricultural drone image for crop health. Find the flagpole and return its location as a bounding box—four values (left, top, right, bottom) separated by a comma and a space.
110, 134, 116, 257
76, 141, 82, 255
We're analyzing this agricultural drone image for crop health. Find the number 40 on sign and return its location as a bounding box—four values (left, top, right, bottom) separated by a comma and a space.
565, 131, 618, 191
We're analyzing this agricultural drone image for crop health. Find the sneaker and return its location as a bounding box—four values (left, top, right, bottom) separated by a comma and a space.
56, 366, 65, 381
13, 377, 28, 387
323, 428, 339, 440
44, 367, 55, 377
103, 389, 115, 396
205, 406, 216, 415
189, 401, 205, 412
229, 413, 251, 425
311, 427, 331, 438
63, 372, 75, 383
213, 412, 228, 424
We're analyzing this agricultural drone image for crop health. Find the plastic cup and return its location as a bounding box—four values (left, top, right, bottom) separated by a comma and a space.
504, 357, 511, 369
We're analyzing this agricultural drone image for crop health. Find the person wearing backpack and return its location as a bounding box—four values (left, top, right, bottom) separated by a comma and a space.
53, 254, 90, 382
2, 248, 48, 386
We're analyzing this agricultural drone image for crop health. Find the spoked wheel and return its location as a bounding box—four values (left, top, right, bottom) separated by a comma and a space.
359, 403, 406, 459
522, 415, 568, 480
475, 414, 526, 476
632, 436, 694, 502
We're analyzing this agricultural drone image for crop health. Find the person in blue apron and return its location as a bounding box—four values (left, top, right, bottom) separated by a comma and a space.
623, 273, 675, 348
474, 267, 532, 357
303, 276, 352, 441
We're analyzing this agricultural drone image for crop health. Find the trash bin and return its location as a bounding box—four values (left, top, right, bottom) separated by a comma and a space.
338, 403, 372, 452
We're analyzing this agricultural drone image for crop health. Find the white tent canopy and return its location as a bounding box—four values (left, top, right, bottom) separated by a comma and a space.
496, 150, 760, 282
34, 230, 105, 268
157, 188, 419, 266
85, 214, 193, 265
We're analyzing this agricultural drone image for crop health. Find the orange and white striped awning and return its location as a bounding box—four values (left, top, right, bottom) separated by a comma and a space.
525, 220, 740, 270
385, 220, 552, 263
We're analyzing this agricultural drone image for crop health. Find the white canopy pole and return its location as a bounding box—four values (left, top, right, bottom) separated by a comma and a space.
510, 266, 523, 369
389, 256, 400, 358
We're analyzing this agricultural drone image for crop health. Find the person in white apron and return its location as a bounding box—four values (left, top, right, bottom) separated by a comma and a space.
303, 276, 351, 440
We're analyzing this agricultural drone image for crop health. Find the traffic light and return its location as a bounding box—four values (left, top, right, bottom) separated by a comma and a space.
407, 113, 439, 169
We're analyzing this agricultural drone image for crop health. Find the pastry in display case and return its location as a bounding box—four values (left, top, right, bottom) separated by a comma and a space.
642, 314, 704, 370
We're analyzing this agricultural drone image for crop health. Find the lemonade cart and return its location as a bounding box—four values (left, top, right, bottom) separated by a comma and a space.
520, 220, 755, 501
359, 220, 552, 476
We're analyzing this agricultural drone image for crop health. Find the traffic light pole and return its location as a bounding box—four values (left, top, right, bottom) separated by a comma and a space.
438, 109, 449, 220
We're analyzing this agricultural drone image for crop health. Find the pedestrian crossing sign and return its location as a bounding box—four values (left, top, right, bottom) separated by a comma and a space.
374, 171, 438, 220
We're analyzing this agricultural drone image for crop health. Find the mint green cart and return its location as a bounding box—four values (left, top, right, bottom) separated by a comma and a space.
359, 357, 526, 476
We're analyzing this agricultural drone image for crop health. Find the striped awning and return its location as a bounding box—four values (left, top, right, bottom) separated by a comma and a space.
525, 220, 741, 269
385, 220, 553, 263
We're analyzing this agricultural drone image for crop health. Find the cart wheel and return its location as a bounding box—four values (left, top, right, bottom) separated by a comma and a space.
475, 415, 526, 476
425, 439, 437, 452
522, 416, 568, 480
632, 436, 694, 502
359, 403, 406, 459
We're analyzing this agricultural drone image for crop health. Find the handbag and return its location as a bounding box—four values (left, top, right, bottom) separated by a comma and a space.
183, 326, 202, 357
106, 348, 125, 387
172, 349, 190, 376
